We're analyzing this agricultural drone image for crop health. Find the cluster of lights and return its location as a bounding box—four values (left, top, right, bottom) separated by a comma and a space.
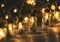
1, 0, 60, 40
2, 15, 35, 37
0, 0, 60, 38
41, 2, 60, 28
0, 0, 36, 33
24, 16, 35, 28
42, 4, 60, 21
0, 28, 7, 40
26, 0, 36, 6
0, 3, 18, 13
0, 0, 36, 15
58, 6, 60, 10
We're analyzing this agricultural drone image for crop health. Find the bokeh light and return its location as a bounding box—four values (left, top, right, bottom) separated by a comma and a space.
13, 8, 17, 13
26, 0, 36, 6
51, 5, 56, 10
1, 4, 5, 8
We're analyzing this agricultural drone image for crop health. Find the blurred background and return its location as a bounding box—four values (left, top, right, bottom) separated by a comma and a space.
0, 0, 60, 42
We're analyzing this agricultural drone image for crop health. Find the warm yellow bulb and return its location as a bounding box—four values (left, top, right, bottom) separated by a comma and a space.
45, 13, 49, 21
58, 6, 60, 10
13, 24, 16, 28
30, 17, 34, 23
1, 4, 5, 7
42, 8, 45, 13
18, 22, 23, 29
8, 24, 13, 31
3, 28, 7, 34
54, 11, 59, 19
0, 29, 6, 40
14, 9, 17, 13
24, 17, 29, 23
51, 5, 56, 10
55, 12, 59, 17
0, 30, 4, 36
29, 17, 34, 27
26, 0, 36, 6
5, 15, 9, 19
54, 11, 60, 21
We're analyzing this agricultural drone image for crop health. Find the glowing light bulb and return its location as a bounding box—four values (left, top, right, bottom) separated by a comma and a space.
58, 6, 60, 10
18, 22, 23, 29
5, 15, 9, 19
14, 9, 17, 13
45, 13, 49, 21
53, 11, 60, 21
30, 17, 34, 23
51, 5, 56, 10
8, 24, 13, 31
54, 11, 59, 19
26, 0, 36, 6
0, 29, 6, 40
13, 24, 16, 28
42, 8, 45, 13
24, 17, 29, 23
1, 4, 5, 7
